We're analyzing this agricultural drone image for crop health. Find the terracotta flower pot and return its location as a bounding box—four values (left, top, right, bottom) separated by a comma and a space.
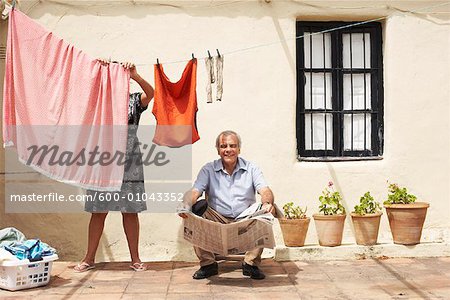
384, 202, 429, 245
313, 214, 346, 247
351, 212, 382, 246
279, 217, 310, 247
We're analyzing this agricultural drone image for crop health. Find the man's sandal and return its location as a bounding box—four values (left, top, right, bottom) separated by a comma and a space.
73, 262, 95, 273
130, 262, 147, 272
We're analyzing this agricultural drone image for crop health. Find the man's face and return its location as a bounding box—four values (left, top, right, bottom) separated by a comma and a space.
217, 134, 240, 166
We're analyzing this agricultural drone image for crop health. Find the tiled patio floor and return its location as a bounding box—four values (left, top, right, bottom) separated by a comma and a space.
1, 257, 450, 299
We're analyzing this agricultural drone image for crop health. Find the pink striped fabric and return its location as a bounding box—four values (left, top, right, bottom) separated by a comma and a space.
3, 9, 129, 191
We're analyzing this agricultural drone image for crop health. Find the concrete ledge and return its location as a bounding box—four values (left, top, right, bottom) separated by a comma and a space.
274, 242, 450, 261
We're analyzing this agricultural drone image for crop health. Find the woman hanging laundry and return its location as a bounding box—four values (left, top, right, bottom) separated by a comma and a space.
74, 59, 154, 273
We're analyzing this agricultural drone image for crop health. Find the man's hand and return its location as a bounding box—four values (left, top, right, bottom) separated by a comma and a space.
262, 202, 276, 216
178, 189, 201, 219
177, 200, 191, 219
258, 187, 275, 215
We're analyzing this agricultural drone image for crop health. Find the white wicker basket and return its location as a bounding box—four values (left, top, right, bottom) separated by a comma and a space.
0, 254, 58, 291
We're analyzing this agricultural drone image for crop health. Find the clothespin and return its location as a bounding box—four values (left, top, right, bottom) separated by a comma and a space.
2, 0, 14, 20
216, 49, 221, 58
207, 50, 212, 59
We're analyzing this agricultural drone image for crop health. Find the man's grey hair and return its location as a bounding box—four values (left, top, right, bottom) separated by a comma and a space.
215, 130, 242, 149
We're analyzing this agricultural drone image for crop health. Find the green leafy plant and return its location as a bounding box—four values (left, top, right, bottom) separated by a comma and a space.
384, 182, 417, 205
353, 192, 381, 215
283, 202, 307, 219
318, 181, 346, 215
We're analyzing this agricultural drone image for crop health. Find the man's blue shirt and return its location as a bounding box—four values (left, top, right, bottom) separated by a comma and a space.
193, 157, 268, 218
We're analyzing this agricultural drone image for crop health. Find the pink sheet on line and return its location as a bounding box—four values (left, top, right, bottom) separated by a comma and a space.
3, 9, 129, 191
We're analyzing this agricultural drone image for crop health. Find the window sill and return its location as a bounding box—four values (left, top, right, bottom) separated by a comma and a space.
298, 156, 383, 162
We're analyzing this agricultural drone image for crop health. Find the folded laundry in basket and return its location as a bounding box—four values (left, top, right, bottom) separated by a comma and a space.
3, 239, 56, 261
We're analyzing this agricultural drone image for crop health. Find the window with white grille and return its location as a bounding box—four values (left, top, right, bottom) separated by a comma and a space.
296, 22, 384, 159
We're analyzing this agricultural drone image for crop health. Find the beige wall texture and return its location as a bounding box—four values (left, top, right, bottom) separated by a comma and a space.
0, 0, 449, 261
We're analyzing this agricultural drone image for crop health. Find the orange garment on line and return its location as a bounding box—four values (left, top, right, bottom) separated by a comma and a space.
152, 59, 200, 147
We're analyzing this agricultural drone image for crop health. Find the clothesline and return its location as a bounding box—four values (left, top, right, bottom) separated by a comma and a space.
137, 1, 450, 66
4, 0, 450, 66
141, 17, 390, 66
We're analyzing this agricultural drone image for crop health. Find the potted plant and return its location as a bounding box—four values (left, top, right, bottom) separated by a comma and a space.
313, 182, 346, 247
383, 182, 429, 245
278, 202, 309, 247
351, 192, 382, 246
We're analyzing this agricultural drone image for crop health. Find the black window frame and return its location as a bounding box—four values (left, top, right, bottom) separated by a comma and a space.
296, 21, 384, 160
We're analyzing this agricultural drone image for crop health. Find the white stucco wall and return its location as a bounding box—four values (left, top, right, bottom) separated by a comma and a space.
1, 0, 449, 261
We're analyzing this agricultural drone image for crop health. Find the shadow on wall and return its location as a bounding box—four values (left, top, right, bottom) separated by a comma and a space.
0, 148, 114, 261
0, 180, 93, 260
171, 216, 198, 262
0, 173, 125, 261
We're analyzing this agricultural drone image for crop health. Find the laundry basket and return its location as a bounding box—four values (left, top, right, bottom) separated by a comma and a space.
0, 254, 58, 291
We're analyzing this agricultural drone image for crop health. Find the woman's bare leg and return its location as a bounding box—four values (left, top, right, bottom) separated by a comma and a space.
122, 212, 141, 264
81, 212, 108, 264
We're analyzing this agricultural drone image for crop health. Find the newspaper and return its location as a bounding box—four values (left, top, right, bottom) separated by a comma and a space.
179, 203, 276, 256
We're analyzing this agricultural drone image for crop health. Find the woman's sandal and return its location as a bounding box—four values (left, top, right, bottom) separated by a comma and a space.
73, 262, 95, 273
130, 262, 147, 272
